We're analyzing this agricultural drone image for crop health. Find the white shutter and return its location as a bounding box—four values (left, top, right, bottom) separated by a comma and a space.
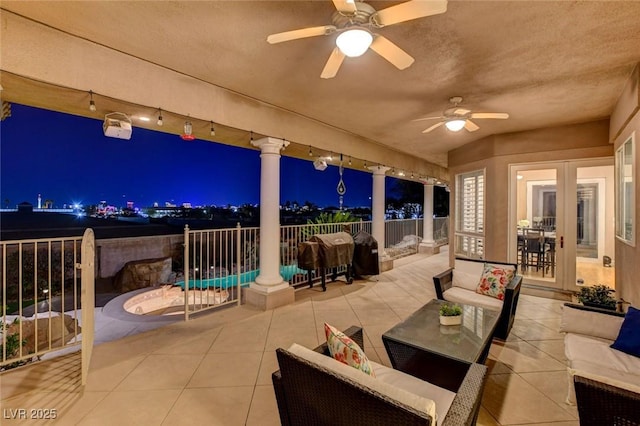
454, 170, 485, 258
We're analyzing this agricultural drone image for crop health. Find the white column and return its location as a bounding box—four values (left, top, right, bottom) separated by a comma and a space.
419, 180, 440, 254
370, 166, 390, 255
422, 182, 435, 244
250, 137, 289, 292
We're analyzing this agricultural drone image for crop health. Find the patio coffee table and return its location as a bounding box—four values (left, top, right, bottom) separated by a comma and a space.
382, 299, 499, 391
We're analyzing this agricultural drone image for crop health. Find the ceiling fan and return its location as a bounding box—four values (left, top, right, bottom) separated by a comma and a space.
266, 0, 448, 79
415, 96, 509, 133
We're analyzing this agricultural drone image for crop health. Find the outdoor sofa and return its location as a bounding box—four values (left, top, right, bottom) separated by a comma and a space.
560, 302, 640, 424
432, 258, 522, 340
272, 326, 487, 426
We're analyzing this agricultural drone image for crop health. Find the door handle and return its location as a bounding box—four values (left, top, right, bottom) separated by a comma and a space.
560, 236, 564, 248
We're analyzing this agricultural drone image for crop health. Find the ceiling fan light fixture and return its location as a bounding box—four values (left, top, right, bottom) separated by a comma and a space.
336, 27, 372, 57
445, 119, 466, 132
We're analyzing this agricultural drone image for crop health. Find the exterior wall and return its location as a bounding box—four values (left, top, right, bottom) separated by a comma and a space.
96, 234, 183, 278
448, 120, 613, 265
611, 64, 640, 306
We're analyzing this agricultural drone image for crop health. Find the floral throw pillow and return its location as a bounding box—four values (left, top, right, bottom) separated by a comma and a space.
324, 323, 375, 377
476, 263, 516, 300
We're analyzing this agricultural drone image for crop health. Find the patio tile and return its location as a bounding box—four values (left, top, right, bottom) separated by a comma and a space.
352, 308, 402, 325
162, 387, 253, 425
187, 352, 262, 388
520, 370, 578, 417
489, 340, 567, 373
246, 385, 280, 426
264, 326, 319, 351
256, 350, 278, 386
482, 373, 575, 424
527, 339, 568, 363
510, 318, 563, 341
116, 354, 203, 391
80, 389, 181, 425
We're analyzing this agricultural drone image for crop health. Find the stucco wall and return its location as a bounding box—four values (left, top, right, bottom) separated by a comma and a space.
611, 64, 640, 306
96, 234, 184, 278
448, 120, 613, 265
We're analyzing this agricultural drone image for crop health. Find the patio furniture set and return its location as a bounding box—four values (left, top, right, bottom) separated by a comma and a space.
272, 256, 640, 425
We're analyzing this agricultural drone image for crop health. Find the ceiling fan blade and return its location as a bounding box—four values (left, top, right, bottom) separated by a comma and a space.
374, 0, 448, 27
423, 121, 445, 133
453, 108, 471, 115
267, 25, 336, 44
369, 35, 414, 70
321, 47, 346, 79
464, 120, 480, 132
332, 0, 357, 14
412, 115, 444, 122
470, 112, 509, 119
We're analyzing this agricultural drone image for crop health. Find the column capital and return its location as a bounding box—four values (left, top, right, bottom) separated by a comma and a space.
251, 137, 290, 154
368, 165, 391, 175
420, 177, 437, 185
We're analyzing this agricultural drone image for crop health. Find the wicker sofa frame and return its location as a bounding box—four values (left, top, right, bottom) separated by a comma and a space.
432, 258, 522, 340
574, 372, 640, 425
272, 326, 488, 426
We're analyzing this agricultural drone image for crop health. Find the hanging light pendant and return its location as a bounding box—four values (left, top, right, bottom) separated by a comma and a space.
210, 121, 216, 136
88, 90, 97, 112
181, 119, 195, 141
157, 108, 163, 126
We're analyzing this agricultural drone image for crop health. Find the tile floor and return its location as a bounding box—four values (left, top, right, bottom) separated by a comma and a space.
0, 248, 579, 425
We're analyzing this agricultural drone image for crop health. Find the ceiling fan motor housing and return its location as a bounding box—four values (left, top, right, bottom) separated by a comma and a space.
332, 2, 376, 30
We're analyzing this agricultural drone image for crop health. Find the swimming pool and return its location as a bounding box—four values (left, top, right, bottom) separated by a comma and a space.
174, 264, 307, 290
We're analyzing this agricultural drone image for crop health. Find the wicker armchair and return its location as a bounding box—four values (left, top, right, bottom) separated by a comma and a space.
272, 326, 488, 426
574, 371, 640, 426
433, 258, 522, 340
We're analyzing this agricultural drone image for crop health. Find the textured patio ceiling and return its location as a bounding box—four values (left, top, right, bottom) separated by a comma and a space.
2, 1, 640, 173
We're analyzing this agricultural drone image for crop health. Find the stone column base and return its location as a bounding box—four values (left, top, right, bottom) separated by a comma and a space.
419, 242, 441, 255
379, 258, 394, 272
243, 285, 295, 310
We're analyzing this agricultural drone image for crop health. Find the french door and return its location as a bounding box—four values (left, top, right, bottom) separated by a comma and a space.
509, 158, 614, 292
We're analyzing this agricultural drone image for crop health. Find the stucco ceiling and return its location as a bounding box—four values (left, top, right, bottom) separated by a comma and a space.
2, 1, 640, 169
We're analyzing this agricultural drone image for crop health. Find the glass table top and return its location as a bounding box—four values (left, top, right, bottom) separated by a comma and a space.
382, 299, 500, 363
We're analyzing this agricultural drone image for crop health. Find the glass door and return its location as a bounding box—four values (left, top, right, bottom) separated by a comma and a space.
509, 159, 615, 292
509, 164, 564, 289
567, 159, 615, 292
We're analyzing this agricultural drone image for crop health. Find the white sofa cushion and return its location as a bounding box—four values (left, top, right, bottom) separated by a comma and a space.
560, 305, 624, 340
453, 270, 483, 292
564, 333, 640, 404
443, 287, 503, 311
287, 343, 444, 422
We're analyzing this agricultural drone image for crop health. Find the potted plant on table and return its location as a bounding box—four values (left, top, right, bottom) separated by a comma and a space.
439, 303, 462, 325
576, 284, 617, 310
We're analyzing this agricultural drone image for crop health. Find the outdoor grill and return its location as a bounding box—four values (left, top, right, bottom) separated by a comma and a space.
297, 231, 354, 291
352, 230, 379, 277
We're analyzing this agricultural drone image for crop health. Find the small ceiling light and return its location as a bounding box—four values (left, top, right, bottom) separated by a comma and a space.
210, 121, 216, 136
250, 131, 254, 143
88, 90, 96, 112
308, 146, 313, 156
398, 171, 405, 177
336, 27, 373, 57
348, 156, 352, 166
391, 168, 396, 175
364, 160, 368, 169
411, 173, 415, 179
181, 119, 195, 141
157, 108, 163, 126
445, 119, 466, 132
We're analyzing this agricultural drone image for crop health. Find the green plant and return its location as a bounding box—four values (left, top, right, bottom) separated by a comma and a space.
576, 284, 616, 309
439, 303, 462, 317
303, 211, 358, 239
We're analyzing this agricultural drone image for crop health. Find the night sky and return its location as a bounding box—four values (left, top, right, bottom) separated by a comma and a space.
1, 104, 402, 209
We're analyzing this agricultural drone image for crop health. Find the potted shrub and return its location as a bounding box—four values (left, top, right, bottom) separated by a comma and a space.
439, 303, 462, 325
576, 284, 617, 310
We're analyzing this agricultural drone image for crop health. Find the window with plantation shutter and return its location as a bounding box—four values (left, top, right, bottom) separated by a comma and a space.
455, 170, 485, 258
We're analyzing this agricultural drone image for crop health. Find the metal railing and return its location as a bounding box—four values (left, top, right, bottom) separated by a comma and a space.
1, 229, 95, 385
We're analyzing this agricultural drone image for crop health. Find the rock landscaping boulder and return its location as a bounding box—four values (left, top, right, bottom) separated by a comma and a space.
114, 257, 172, 292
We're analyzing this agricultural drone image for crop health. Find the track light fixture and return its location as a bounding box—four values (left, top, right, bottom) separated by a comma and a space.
88, 90, 96, 112
181, 119, 195, 141
210, 121, 216, 136
157, 108, 163, 126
